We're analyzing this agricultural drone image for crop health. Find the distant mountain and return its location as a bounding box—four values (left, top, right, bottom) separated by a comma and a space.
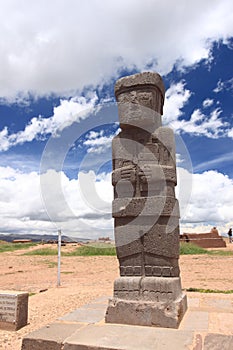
0, 233, 92, 243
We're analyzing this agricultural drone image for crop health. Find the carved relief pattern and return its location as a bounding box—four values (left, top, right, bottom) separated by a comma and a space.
112, 73, 181, 278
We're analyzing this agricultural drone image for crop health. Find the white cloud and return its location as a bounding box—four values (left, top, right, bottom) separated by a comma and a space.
214, 77, 233, 93
202, 98, 214, 108
0, 127, 10, 151
227, 128, 233, 138
83, 128, 120, 154
194, 151, 233, 172
163, 83, 230, 138
163, 82, 191, 124
0, 0, 233, 101
0, 166, 113, 238
1, 163, 233, 238
213, 80, 225, 93
0, 94, 98, 151
180, 170, 233, 227
172, 108, 229, 138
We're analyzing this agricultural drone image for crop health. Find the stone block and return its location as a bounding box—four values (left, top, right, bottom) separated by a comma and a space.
21, 323, 81, 350
63, 324, 194, 350
0, 290, 28, 331
58, 307, 106, 324
106, 277, 187, 328
106, 293, 187, 329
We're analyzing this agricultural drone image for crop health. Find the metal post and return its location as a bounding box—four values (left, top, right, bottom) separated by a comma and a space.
57, 229, 61, 287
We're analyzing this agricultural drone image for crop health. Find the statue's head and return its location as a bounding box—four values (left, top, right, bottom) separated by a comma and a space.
114, 72, 165, 131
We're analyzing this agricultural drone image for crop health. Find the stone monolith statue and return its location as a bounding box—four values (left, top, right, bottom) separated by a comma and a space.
105, 72, 187, 328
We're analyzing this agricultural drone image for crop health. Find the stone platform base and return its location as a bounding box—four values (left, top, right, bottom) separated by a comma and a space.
105, 276, 187, 328
21, 294, 233, 350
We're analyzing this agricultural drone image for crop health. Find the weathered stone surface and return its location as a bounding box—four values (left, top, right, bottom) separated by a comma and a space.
106, 293, 187, 328
0, 290, 28, 331
21, 323, 81, 350
106, 277, 187, 328
113, 196, 179, 217
63, 324, 194, 350
20, 294, 233, 349
112, 277, 183, 301
106, 71, 187, 328
180, 232, 226, 248
204, 333, 233, 350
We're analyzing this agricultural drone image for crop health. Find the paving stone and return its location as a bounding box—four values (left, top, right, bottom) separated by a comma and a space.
187, 297, 200, 308
204, 333, 233, 350
82, 303, 108, 310
64, 324, 194, 350
59, 307, 106, 323
92, 296, 109, 304
208, 312, 233, 334
21, 322, 82, 350
201, 298, 233, 311
180, 311, 209, 331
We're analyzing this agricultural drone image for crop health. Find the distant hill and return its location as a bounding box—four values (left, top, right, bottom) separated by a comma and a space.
0, 233, 92, 243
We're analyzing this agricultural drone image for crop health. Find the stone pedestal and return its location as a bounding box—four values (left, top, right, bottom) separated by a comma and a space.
0, 290, 29, 331
106, 277, 187, 328
106, 72, 187, 328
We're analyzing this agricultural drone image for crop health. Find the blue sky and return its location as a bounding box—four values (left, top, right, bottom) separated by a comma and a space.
0, 0, 233, 238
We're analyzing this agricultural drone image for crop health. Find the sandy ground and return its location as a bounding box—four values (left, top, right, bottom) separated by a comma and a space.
0, 242, 233, 350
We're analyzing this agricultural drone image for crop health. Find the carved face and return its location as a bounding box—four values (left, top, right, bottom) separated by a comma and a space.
137, 92, 154, 109
118, 90, 155, 110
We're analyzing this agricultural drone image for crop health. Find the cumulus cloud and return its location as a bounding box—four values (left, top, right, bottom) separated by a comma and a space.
0, 0, 233, 101
1, 163, 233, 238
181, 170, 233, 226
163, 82, 191, 124
163, 82, 230, 138
0, 166, 113, 237
0, 94, 98, 151
83, 128, 120, 154
227, 128, 233, 138
172, 108, 229, 138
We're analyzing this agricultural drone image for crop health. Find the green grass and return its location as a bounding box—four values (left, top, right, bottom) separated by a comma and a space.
24, 248, 58, 256
87, 242, 115, 248
45, 260, 58, 268
179, 242, 208, 255
186, 287, 233, 294
18, 241, 232, 257
61, 271, 74, 274
66, 245, 116, 256
179, 242, 232, 256
23, 245, 116, 256
206, 250, 232, 256
0, 241, 37, 253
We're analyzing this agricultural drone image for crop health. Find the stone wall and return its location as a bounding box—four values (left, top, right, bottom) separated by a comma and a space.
180, 232, 226, 248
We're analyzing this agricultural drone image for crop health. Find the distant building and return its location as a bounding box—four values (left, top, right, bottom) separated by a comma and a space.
12, 239, 32, 243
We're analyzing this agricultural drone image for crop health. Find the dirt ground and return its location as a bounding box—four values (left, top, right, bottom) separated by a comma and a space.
0, 242, 233, 350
